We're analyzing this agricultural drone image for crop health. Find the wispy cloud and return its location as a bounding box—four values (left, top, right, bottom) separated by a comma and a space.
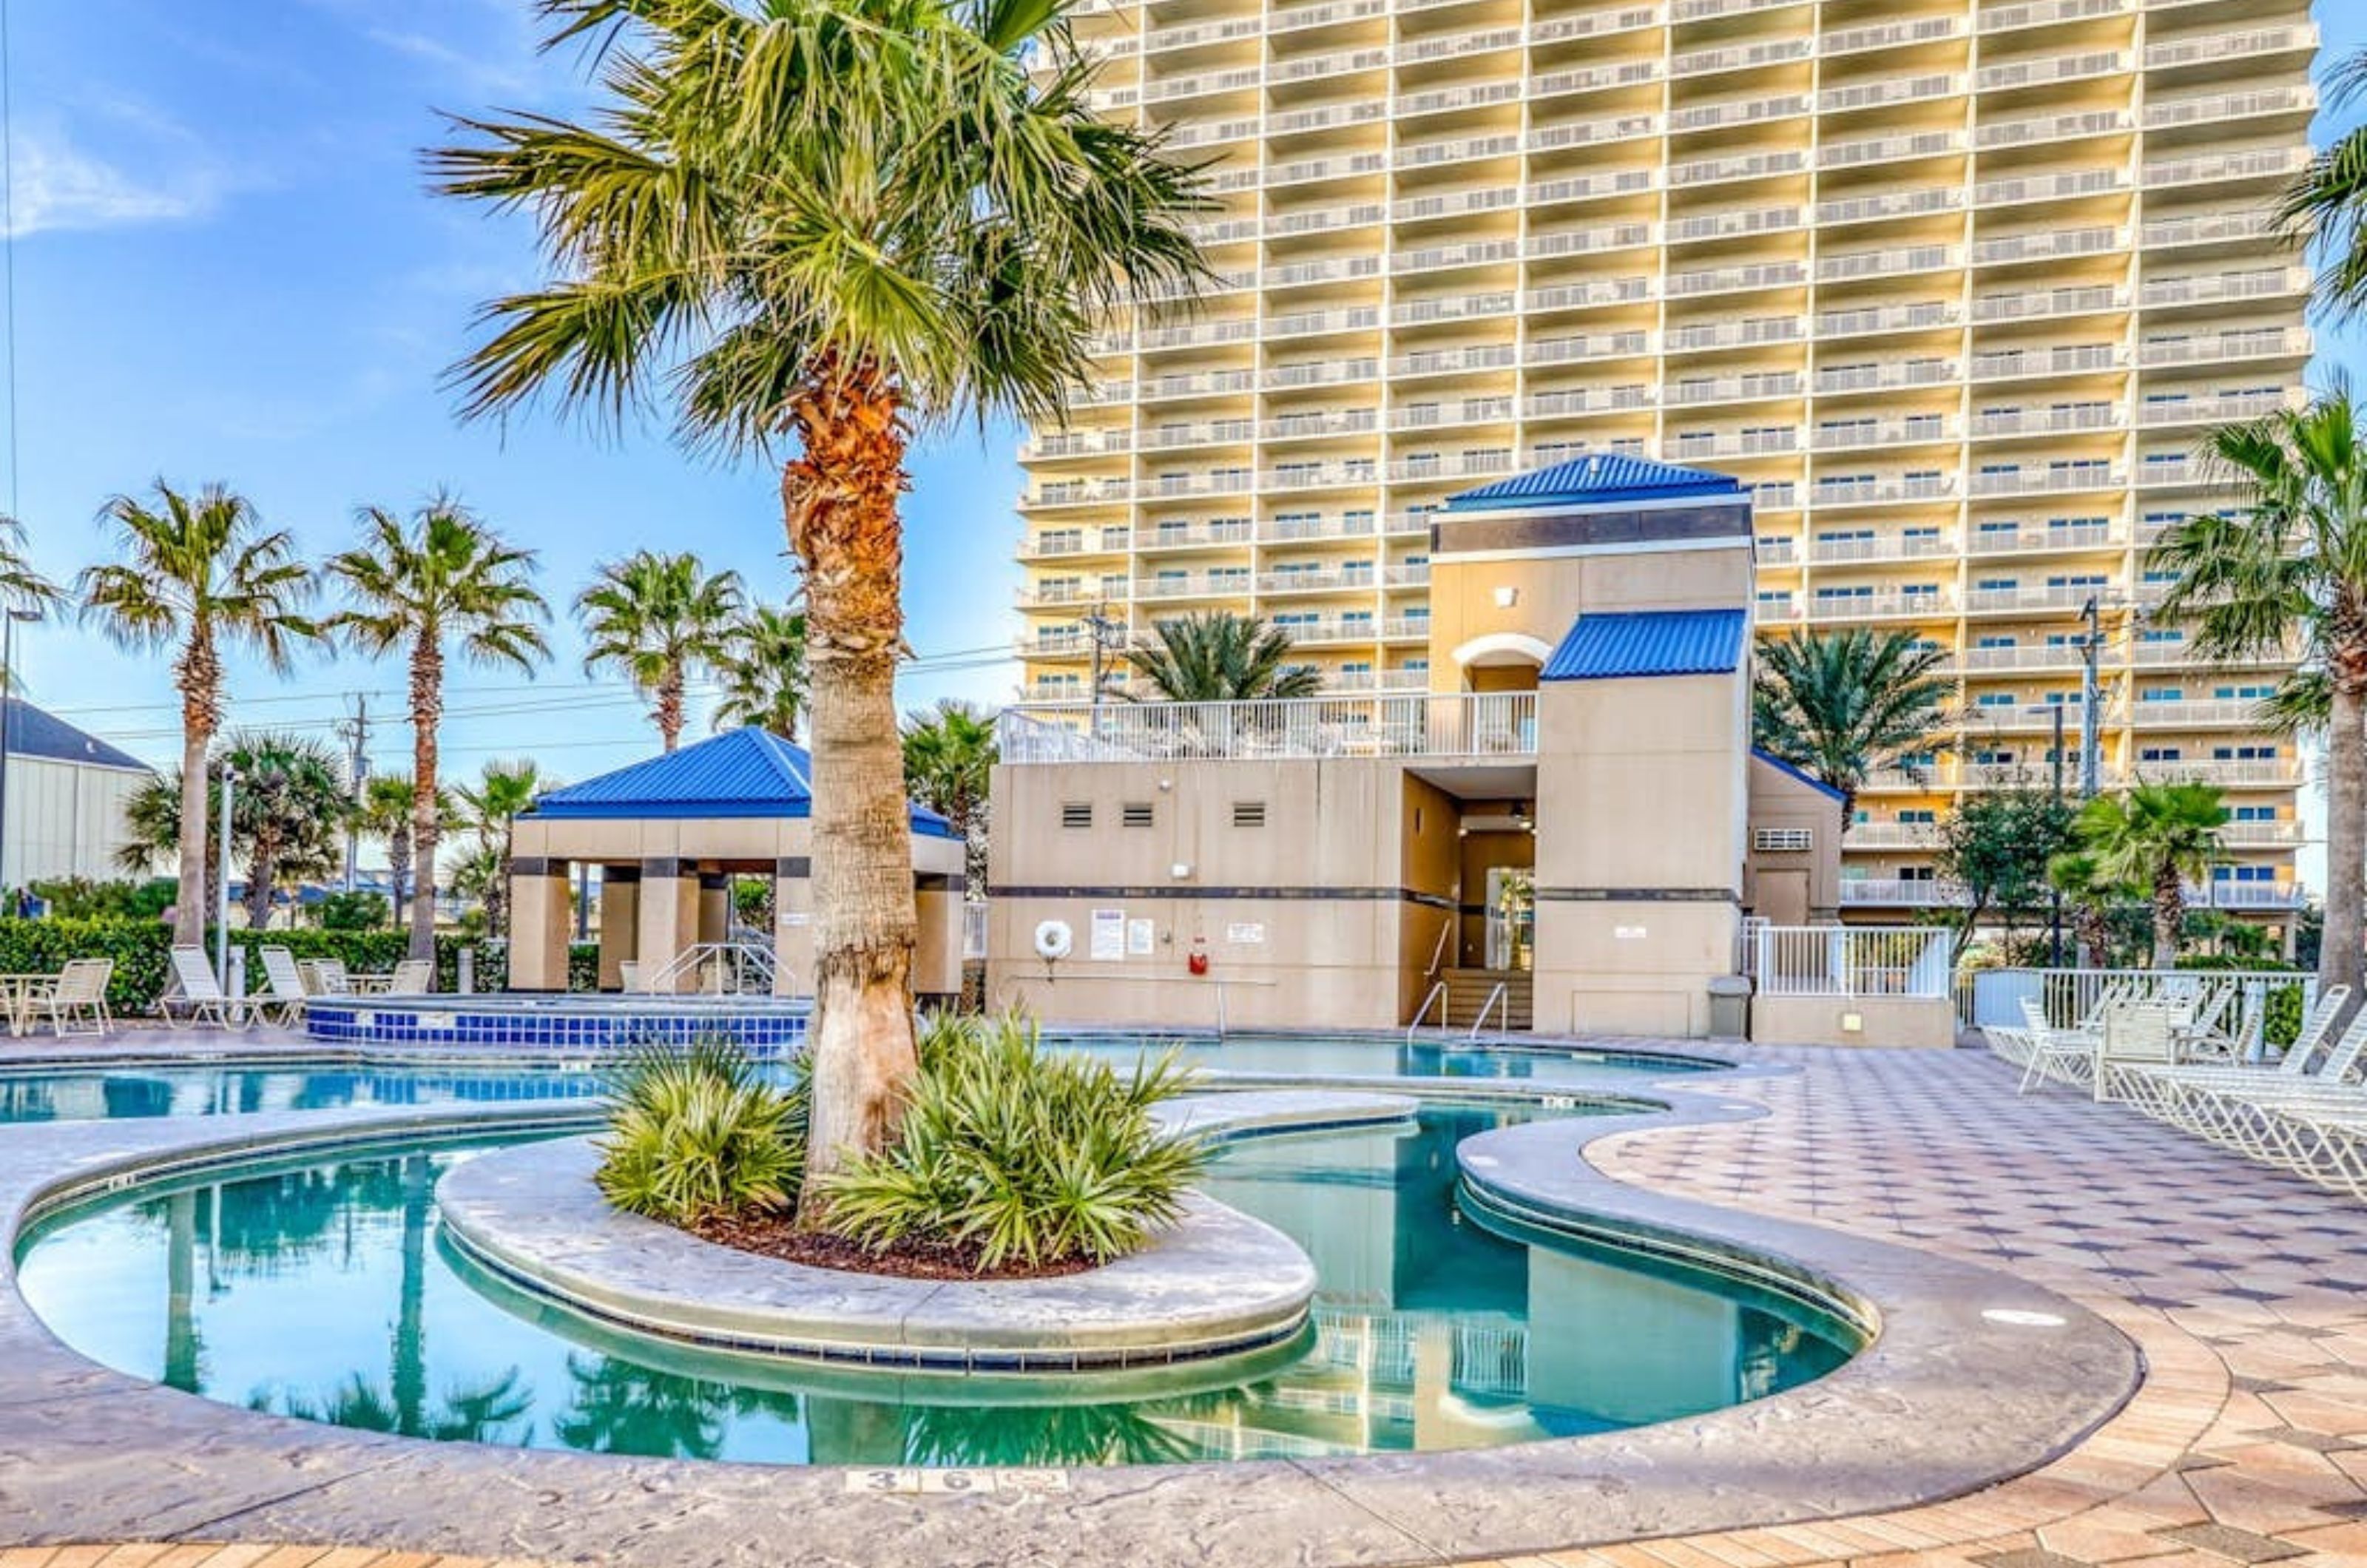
4, 124, 217, 238
363, 25, 536, 99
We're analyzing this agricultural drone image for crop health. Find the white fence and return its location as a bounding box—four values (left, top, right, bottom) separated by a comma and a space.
1753, 925, 1954, 998
1968, 966, 2313, 1034
998, 692, 1538, 764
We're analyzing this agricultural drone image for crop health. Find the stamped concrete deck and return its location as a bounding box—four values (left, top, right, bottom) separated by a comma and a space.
1, 1030, 2363, 1567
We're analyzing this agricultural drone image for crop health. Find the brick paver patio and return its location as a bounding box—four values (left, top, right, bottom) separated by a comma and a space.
7, 1037, 2364, 1567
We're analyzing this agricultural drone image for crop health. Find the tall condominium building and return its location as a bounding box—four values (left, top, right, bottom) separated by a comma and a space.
1011, 0, 2318, 925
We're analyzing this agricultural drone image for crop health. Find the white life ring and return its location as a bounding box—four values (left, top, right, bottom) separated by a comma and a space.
1034, 919, 1074, 962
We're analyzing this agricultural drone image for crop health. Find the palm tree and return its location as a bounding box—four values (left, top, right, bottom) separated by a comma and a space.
575, 552, 743, 753
902, 700, 997, 887
712, 605, 811, 740
0, 515, 60, 686
2073, 783, 2229, 969
2047, 848, 2132, 970
355, 774, 455, 930
2275, 51, 2367, 319
78, 482, 321, 946
222, 731, 350, 931
455, 759, 549, 940
1752, 628, 1955, 828
431, 0, 1206, 1183
118, 768, 220, 916
2150, 388, 2367, 1007
325, 498, 550, 961
1127, 612, 1323, 702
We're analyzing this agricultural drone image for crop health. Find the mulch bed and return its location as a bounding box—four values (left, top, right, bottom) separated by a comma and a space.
686, 1211, 1096, 1282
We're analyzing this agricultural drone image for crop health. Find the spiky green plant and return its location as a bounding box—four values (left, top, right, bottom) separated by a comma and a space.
595, 1040, 807, 1223
815, 1013, 1206, 1272
1752, 626, 1955, 827
1126, 611, 1323, 702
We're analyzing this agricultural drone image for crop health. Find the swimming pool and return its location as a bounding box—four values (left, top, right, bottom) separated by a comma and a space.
0, 1032, 1718, 1124
16, 1107, 1853, 1466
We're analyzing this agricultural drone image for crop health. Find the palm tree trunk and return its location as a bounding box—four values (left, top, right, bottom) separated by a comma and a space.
783, 356, 918, 1206
408, 641, 444, 964
2151, 864, 2183, 970
245, 837, 277, 932
658, 663, 684, 753
172, 634, 220, 950
388, 825, 412, 930
2324, 675, 2367, 1018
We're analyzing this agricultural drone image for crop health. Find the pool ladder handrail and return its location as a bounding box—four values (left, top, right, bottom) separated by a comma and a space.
1406, 980, 1448, 1043
1468, 980, 1509, 1043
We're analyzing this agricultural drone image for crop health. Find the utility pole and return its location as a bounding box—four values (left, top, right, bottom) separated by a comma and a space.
2078, 596, 2103, 800
334, 695, 372, 893
1082, 604, 1121, 710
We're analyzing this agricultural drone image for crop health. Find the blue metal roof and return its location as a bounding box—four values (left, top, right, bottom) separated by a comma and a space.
1542, 608, 1750, 682
1444, 453, 1745, 513
1751, 747, 1848, 804
528, 727, 959, 837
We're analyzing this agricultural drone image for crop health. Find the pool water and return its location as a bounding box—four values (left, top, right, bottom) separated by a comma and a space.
16, 1108, 1852, 1466
0, 1033, 1713, 1125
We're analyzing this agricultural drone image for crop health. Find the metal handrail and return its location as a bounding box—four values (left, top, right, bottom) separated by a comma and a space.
1407, 980, 1448, 1042
1424, 920, 1453, 981
643, 941, 778, 996
1469, 981, 1510, 1041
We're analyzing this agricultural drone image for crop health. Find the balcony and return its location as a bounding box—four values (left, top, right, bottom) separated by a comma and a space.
1974, 227, 2127, 266
1817, 188, 1962, 226
1135, 572, 1252, 603
1808, 531, 1955, 562
1389, 397, 1515, 432
1822, 132, 1965, 172
1327, 669, 1433, 692
1258, 566, 1377, 595
1967, 467, 2127, 498
1262, 514, 1376, 544
1667, 93, 1811, 135
2130, 698, 2266, 728
1669, 150, 1809, 189
1667, 372, 1805, 406
1976, 51, 2128, 93
1267, 305, 1383, 339
2147, 759, 2303, 788
1810, 418, 1955, 453
1264, 460, 1377, 493
2141, 212, 2270, 250
1137, 419, 1255, 453
2144, 147, 2314, 192
1843, 823, 1943, 851
1817, 302, 1957, 337
2138, 393, 2291, 428
1964, 584, 2117, 614
1818, 244, 1959, 283
1390, 343, 1515, 379
1961, 643, 2087, 673
1814, 361, 1957, 395
1667, 206, 1803, 243
2141, 328, 2312, 368
1141, 369, 1258, 402
1971, 345, 2124, 381
1383, 453, 1516, 485
1978, 0, 2129, 32
2221, 820, 2302, 848
2143, 26, 2317, 73
2146, 87, 2317, 132
1805, 587, 1954, 618
1526, 385, 1654, 419
1971, 405, 2122, 438
1823, 73, 1962, 115
1259, 410, 1380, 444
1669, 261, 1809, 297
1020, 527, 1132, 560
1973, 169, 2128, 209
1670, 428, 1800, 461
1265, 358, 1382, 392
1971, 285, 2127, 325
1139, 521, 1256, 552
2140, 268, 2310, 309
1968, 523, 2117, 555
999, 692, 1536, 766
1667, 317, 1803, 352
1391, 292, 1514, 329
1527, 279, 1655, 316
1977, 109, 2133, 151
1840, 879, 1969, 908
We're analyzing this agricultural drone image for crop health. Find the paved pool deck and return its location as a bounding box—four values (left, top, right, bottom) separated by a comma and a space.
0, 1030, 2362, 1566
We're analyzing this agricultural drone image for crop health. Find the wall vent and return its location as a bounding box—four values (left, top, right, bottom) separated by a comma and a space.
1060, 802, 1093, 829
1121, 802, 1155, 828
1752, 826, 1814, 854
1232, 801, 1266, 828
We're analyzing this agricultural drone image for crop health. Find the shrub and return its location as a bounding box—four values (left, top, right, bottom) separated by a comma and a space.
815, 1012, 1207, 1272
594, 1040, 806, 1223
316, 891, 389, 930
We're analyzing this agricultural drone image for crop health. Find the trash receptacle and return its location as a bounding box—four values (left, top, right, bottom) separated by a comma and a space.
1706, 975, 1752, 1040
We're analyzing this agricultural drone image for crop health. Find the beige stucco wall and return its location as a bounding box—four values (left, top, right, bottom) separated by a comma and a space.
1425, 543, 1753, 692
985, 756, 1423, 1030
1743, 756, 1845, 924
1530, 671, 1746, 1038
1750, 993, 1957, 1050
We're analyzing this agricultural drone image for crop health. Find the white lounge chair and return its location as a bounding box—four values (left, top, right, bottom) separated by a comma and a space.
2167, 1006, 2367, 1163
2118, 985, 2350, 1126
2093, 1000, 2181, 1103
254, 947, 311, 1026
380, 958, 433, 996
2016, 997, 2097, 1095
298, 957, 351, 996
37, 958, 113, 1038
159, 946, 249, 1030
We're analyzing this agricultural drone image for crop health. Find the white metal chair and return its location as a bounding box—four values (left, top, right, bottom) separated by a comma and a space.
2119, 985, 2349, 1126
2016, 997, 2096, 1095
2093, 1000, 2181, 1103
159, 946, 249, 1030
254, 947, 311, 1026
299, 957, 353, 996
38, 958, 113, 1038
380, 958, 433, 996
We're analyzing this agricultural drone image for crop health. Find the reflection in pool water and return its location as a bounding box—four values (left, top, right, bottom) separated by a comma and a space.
0, 1033, 1713, 1126
18, 1108, 1851, 1466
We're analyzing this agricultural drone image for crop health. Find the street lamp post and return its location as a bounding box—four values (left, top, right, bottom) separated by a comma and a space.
2051, 701, 2067, 967
0, 608, 42, 908
215, 764, 239, 989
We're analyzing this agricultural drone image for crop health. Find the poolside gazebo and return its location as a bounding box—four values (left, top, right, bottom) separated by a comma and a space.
504, 728, 967, 998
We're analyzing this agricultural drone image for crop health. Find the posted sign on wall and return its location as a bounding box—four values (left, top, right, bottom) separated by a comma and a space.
1090, 908, 1127, 961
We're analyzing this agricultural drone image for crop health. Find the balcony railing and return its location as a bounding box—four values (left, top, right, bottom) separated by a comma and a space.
1842, 877, 2298, 909
2129, 698, 2266, 728
1841, 823, 1943, 851
1811, 418, 1955, 455
997, 693, 1538, 766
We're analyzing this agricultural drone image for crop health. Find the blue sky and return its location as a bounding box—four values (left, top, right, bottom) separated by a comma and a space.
1, 1, 2363, 822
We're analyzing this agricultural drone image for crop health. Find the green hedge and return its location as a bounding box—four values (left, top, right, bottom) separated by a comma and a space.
0, 918, 604, 1015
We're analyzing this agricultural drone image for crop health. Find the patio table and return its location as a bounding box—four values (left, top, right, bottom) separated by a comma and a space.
345, 972, 399, 995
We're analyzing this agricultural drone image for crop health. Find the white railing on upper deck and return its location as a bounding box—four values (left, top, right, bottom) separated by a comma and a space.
1754, 925, 1953, 999
997, 693, 1537, 765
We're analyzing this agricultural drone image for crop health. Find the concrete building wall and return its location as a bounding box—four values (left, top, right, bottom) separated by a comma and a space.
1743, 757, 1846, 925
1532, 672, 1745, 1038
987, 756, 1423, 1030
7, 758, 150, 888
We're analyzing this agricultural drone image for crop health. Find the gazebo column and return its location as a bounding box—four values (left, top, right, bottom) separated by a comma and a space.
774, 856, 813, 997
597, 865, 639, 990
506, 857, 571, 992
636, 857, 699, 994
697, 871, 731, 946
